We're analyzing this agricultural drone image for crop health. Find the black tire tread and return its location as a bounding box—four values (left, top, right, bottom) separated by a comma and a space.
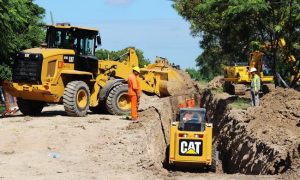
63, 81, 90, 117
210, 146, 217, 172
17, 98, 45, 116
106, 84, 129, 115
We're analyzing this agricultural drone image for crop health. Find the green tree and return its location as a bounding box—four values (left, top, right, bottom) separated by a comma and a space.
96, 47, 150, 67
173, 0, 300, 85
185, 67, 202, 81
0, 0, 45, 81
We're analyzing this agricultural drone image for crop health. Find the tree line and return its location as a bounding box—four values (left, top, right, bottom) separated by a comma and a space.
0, 0, 45, 82
173, 0, 300, 86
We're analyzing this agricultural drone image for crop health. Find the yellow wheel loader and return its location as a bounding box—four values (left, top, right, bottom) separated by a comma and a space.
3, 23, 186, 116
168, 108, 217, 172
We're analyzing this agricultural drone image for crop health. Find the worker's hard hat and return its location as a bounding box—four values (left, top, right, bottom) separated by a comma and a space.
250, 67, 257, 72
133, 66, 140, 73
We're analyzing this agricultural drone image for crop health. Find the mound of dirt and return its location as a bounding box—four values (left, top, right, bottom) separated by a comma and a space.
166, 69, 200, 96
207, 76, 224, 90
245, 88, 300, 142
243, 88, 300, 175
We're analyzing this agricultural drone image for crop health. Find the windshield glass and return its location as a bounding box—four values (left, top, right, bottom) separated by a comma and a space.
178, 108, 206, 132
77, 35, 95, 56
47, 28, 73, 49
262, 55, 272, 76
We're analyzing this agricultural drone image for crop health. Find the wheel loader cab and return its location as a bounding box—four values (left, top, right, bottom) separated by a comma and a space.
45, 25, 100, 73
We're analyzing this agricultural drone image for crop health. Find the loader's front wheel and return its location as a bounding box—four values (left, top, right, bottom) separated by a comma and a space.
106, 84, 131, 115
17, 98, 45, 116
63, 81, 90, 117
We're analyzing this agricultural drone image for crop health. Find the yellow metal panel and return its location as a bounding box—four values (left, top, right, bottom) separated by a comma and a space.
47, 25, 98, 32
169, 122, 213, 166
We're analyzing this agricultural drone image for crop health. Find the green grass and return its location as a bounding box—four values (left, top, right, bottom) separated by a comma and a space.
198, 79, 209, 86
211, 86, 224, 95
0, 105, 5, 113
228, 97, 250, 110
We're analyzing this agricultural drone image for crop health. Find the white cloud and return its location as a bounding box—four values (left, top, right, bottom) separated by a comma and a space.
105, 0, 133, 6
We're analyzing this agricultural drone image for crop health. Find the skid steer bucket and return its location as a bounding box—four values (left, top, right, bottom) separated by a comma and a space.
140, 57, 187, 97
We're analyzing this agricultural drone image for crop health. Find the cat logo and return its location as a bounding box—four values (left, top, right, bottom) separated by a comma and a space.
179, 140, 202, 156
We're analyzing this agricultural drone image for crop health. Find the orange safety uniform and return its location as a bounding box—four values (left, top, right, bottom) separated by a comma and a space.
128, 73, 141, 120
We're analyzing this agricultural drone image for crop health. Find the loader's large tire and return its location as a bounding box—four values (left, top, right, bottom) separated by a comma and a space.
17, 98, 45, 116
63, 81, 90, 117
209, 146, 218, 172
106, 84, 130, 115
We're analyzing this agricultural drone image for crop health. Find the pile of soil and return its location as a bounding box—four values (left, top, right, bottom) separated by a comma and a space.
244, 88, 300, 175
207, 76, 224, 90
166, 69, 200, 96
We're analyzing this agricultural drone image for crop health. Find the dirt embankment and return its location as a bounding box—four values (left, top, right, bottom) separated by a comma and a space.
201, 87, 300, 177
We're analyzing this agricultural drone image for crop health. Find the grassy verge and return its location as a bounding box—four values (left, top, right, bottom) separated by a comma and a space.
228, 97, 250, 110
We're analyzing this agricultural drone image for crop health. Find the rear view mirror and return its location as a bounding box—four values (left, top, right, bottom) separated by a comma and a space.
97, 35, 102, 46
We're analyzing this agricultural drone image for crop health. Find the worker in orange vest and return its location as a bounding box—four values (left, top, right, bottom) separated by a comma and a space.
128, 66, 141, 122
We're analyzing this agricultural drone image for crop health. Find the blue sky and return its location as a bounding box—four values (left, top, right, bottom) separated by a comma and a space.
35, 0, 201, 69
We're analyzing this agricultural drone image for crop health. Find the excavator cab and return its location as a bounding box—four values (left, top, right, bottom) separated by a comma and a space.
261, 55, 273, 76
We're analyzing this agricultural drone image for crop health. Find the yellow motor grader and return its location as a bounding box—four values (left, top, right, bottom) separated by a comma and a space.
3, 23, 186, 116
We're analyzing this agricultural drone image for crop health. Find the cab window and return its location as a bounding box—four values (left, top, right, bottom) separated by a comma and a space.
178, 109, 206, 132
262, 55, 272, 76
78, 36, 95, 56
47, 29, 73, 49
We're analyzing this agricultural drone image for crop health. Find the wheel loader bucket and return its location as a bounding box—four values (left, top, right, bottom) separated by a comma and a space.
140, 58, 187, 97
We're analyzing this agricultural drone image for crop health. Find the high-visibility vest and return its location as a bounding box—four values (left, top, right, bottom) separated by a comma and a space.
251, 74, 261, 91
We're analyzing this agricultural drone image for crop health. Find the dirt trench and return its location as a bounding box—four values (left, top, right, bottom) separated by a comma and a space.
200, 88, 300, 177
136, 93, 201, 174
138, 83, 299, 179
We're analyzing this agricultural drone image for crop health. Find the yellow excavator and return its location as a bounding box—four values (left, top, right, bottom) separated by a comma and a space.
223, 51, 275, 95
223, 38, 299, 95
3, 23, 186, 116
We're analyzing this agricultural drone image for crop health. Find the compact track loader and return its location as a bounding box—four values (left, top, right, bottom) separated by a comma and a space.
3, 23, 186, 116
168, 107, 217, 172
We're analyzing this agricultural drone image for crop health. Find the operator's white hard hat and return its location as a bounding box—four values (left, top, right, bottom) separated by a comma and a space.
250, 67, 257, 72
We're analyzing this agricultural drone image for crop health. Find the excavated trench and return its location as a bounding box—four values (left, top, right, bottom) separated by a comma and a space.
138, 86, 300, 177
201, 88, 300, 176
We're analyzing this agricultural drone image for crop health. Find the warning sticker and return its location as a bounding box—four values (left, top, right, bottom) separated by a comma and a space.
179, 140, 202, 156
